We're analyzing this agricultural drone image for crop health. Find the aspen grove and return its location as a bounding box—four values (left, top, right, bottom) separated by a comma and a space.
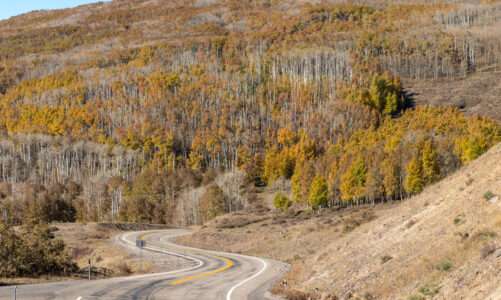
0, 0, 500, 225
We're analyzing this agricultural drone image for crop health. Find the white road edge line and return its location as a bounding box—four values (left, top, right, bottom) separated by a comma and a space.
78, 230, 270, 300
118, 231, 205, 281
225, 255, 268, 300
158, 232, 270, 300
76, 231, 205, 300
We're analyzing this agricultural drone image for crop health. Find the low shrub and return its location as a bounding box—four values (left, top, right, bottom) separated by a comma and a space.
381, 255, 393, 264
474, 230, 498, 241
274, 193, 292, 212
0, 222, 77, 277
418, 283, 440, 297
453, 214, 465, 225
436, 259, 453, 272
116, 261, 132, 275
484, 191, 495, 201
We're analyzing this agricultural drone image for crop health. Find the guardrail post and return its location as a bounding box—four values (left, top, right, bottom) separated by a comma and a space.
88, 258, 91, 280
136, 239, 146, 273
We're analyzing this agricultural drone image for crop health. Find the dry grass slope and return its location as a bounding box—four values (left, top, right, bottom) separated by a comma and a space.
179, 143, 501, 300
54, 223, 177, 276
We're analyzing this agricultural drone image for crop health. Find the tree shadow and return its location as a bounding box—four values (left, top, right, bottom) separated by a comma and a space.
403, 89, 418, 109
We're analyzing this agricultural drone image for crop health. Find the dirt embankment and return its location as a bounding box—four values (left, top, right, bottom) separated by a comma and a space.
178, 144, 501, 300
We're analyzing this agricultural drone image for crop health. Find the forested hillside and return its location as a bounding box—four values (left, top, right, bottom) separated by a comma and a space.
0, 0, 500, 226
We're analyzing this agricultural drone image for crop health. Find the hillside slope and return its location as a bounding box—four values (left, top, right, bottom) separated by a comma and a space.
179, 143, 501, 299
0, 0, 500, 242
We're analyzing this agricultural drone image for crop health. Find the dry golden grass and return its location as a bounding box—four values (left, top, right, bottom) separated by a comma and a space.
55, 223, 129, 272
406, 71, 501, 122
1, 223, 137, 285
54, 223, 167, 277
179, 143, 501, 299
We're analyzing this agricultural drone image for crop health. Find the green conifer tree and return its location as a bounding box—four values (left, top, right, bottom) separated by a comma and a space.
273, 193, 291, 212
340, 157, 367, 202
308, 175, 329, 209
404, 156, 424, 194
421, 139, 440, 184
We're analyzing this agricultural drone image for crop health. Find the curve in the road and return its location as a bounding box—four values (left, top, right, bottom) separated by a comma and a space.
0, 229, 287, 300
118, 231, 206, 279
128, 230, 272, 300
170, 255, 235, 285
226, 255, 268, 300
155, 231, 271, 300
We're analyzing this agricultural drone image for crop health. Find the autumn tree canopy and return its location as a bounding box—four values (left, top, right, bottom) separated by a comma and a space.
0, 0, 500, 224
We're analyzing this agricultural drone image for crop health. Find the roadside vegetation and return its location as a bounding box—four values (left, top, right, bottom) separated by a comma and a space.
0, 0, 501, 292
1, 1, 501, 228
0, 221, 77, 279
179, 141, 501, 299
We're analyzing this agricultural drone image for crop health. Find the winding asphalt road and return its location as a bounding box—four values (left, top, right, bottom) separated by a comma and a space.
0, 229, 288, 300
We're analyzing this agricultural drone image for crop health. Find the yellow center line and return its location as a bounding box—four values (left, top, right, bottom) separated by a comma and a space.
137, 232, 148, 241
134, 231, 235, 285
169, 256, 235, 285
